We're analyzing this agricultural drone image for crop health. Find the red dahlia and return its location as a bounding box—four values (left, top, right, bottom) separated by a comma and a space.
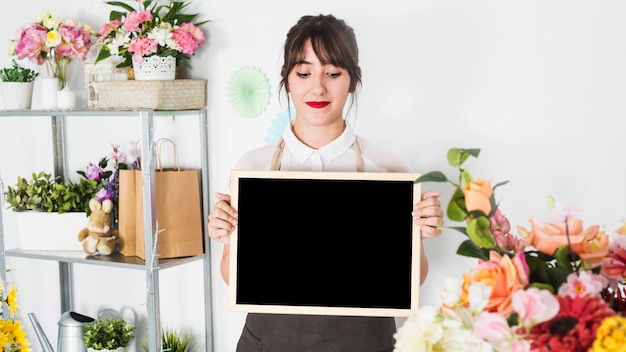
526, 294, 615, 352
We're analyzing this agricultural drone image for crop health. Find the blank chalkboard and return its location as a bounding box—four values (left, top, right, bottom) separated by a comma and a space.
229, 170, 421, 317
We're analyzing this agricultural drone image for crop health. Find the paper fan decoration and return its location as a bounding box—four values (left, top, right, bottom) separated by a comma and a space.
264, 107, 295, 144
227, 66, 271, 118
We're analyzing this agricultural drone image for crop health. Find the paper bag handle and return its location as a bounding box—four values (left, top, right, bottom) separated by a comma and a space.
155, 138, 180, 171
132, 138, 180, 171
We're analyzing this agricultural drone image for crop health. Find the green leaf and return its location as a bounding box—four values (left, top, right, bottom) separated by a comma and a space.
466, 216, 495, 248
554, 246, 578, 273
456, 239, 489, 260
446, 187, 468, 222
414, 171, 448, 184
527, 282, 556, 294
446, 148, 481, 168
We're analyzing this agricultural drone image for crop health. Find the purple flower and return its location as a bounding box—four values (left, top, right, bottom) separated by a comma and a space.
95, 188, 111, 202
86, 164, 103, 180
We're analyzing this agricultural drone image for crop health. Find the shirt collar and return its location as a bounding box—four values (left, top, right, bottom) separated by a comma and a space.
283, 122, 357, 163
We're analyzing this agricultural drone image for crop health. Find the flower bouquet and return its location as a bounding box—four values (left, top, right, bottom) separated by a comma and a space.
77, 144, 129, 218
394, 148, 626, 352
95, 0, 207, 69
9, 11, 94, 90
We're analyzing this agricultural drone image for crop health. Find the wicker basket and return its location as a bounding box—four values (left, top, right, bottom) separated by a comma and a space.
91, 79, 206, 110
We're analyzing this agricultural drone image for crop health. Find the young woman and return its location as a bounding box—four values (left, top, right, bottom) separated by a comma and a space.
208, 14, 444, 352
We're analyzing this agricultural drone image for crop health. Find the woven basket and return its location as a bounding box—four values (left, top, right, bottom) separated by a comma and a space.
91, 79, 206, 110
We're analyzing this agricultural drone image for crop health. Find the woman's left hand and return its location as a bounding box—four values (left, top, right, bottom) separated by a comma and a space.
413, 190, 444, 239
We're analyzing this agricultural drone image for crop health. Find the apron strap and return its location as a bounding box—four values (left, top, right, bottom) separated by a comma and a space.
270, 137, 365, 172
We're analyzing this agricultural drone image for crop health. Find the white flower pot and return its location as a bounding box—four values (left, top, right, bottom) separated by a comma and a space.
12, 211, 87, 251
57, 87, 77, 109
1, 81, 34, 110
132, 56, 176, 80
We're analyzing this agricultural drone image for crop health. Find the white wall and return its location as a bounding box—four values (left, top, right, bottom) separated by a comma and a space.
1, 1, 626, 352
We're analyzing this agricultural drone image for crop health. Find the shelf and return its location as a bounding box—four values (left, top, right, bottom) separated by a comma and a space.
5, 249, 203, 270
0, 108, 214, 351
0, 108, 203, 117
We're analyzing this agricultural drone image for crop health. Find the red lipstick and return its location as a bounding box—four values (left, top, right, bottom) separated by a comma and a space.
306, 101, 330, 108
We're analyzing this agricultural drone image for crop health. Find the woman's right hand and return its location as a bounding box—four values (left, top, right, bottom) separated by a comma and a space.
208, 192, 238, 245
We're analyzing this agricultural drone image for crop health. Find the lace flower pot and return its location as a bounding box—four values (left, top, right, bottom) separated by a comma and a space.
132, 56, 176, 80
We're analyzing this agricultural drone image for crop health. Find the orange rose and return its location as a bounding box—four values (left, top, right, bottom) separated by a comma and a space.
463, 179, 493, 215
517, 217, 608, 261
461, 251, 529, 317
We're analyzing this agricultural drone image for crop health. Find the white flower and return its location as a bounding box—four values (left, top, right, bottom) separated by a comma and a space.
442, 277, 462, 306
394, 306, 493, 352
468, 282, 492, 314
106, 32, 131, 56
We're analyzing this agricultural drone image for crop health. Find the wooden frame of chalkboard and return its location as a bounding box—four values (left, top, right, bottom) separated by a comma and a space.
228, 170, 421, 317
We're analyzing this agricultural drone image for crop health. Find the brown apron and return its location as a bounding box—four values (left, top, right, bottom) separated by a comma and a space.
235, 137, 396, 352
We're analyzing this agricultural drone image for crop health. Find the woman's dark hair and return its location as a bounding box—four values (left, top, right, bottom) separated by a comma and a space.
280, 14, 362, 103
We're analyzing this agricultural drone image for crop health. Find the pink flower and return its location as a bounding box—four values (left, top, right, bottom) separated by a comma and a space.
97, 19, 122, 39
128, 37, 157, 63
558, 271, 608, 298
172, 22, 205, 55
490, 209, 526, 252
14, 24, 48, 64
512, 287, 559, 327
473, 311, 511, 341
123, 10, 153, 33
600, 234, 626, 279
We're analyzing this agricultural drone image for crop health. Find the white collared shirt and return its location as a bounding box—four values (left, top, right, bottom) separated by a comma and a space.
235, 123, 412, 173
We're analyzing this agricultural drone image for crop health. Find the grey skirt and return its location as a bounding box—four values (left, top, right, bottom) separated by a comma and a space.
236, 313, 396, 352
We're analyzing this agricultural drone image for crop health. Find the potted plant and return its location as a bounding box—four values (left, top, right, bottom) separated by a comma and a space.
141, 328, 196, 352
3, 171, 99, 251
3, 171, 98, 213
95, 0, 208, 80
0, 59, 39, 110
83, 317, 136, 352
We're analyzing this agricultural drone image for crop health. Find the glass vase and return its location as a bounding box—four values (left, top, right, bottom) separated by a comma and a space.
45, 50, 71, 90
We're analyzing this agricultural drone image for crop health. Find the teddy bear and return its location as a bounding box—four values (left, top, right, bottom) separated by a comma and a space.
78, 198, 118, 255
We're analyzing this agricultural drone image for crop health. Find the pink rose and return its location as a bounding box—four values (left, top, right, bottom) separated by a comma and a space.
123, 10, 153, 33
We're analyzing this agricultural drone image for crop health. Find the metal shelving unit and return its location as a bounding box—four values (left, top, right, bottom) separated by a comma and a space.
0, 108, 213, 352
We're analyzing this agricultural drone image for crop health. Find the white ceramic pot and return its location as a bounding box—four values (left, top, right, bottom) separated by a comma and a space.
12, 211, 87, 251
1, 81, 34, 110
132, 56, 176, 80
57, 87, 77, 109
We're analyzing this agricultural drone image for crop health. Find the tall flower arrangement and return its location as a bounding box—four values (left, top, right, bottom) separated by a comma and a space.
394, 148, 626, 352
95, 0, 207, 68
0, 280, 30, 351
8, 12, 94, 89
77, 144, 128, 218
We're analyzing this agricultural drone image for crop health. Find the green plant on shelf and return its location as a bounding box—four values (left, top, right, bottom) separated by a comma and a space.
84, 317, 136, 350
0, 59, 39, 82
142, 328, 196, 352
3, 171, 100, 213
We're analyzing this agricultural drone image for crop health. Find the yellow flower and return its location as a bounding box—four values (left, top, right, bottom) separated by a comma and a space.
6, 287, 18, 316
589, 315, 626, 352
